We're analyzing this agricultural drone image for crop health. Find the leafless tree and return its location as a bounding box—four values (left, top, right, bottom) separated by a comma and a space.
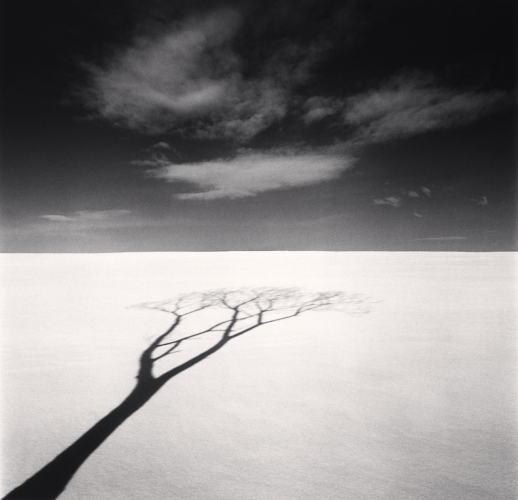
4, 288, 369, 500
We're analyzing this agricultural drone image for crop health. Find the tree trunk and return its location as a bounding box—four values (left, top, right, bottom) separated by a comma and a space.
3, 379, 164, 500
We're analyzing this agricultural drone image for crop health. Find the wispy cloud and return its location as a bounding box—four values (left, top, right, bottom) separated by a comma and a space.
85, 17, 509, 144
40, 210, 131, 222
85, 9, 241, 131
83, 8, 326, 142
471, 196, 488, 206
411, 236, 467, 241
149, 142, 171, 150
344, 74, 508, 144
82, 8, 511, 202
143, 147, 356, 200
188, 79, 289, 142
131, 152, 171, 169
302, 96, 344, 124
373, 196, 402, 207
40, 215, 75, 222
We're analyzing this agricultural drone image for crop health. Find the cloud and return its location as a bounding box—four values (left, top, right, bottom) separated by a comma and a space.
83, 8, 325, 142
187, 79, 289, 142
344, 74, 509, 144
74, 210, 132, 220
85, 9, 241, 130
302, 96, 344, 124
145, 147, 355, 200
471, 196, 488, 206
411, 236, 467, 241
373, 197, 402, 207
83, 4, 510, 147
40, 215, 75, 222
40, 210, 131, 222
82, 9, 513, 206
150, 142, 171, 150
131, 152, 171, 168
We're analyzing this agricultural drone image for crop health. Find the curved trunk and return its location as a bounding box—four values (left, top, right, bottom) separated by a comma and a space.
3, 379, 164, 500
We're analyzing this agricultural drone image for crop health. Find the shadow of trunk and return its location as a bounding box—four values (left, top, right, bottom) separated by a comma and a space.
3, 378, 165, 500
3, 335, 231, 500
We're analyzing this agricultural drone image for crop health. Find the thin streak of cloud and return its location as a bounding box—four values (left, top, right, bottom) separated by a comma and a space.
344, 74, 509, 144
471, 196, 488, 206
411, 236, 467, 241
373, 197, 402, 207
145, 147, 356, 200
74, 210, 132, 220
302, 96, 344, 124
40, 215, 75, 222
40, 210, 132, 222
131, 152, 171, 168
150, 142, 171, 150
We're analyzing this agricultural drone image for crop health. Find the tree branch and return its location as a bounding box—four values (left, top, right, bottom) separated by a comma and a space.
152, 340, 184, 362
135, 288, 370, 381
227, 314, 264, 338
156, 319, 233, 346
137, 315, 182, 381
154, 336, 230, 385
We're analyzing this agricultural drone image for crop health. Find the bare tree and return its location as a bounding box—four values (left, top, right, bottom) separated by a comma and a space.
4, 288, 369, 500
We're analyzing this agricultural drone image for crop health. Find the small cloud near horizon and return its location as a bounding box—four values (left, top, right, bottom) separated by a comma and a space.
471, 196, 488, 206
40, 209, 132, 222
373, 196, 402, 207
411, 236, 468, 241
150, 142, 171, 150
40, 215, 75, 222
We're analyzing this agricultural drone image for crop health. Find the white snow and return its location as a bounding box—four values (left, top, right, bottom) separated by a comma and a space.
1, 252, 516, 499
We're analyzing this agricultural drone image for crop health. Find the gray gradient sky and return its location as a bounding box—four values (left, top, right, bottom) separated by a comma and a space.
1, 0, 516, 251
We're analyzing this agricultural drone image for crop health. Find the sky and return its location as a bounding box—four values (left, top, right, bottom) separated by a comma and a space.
0, 0, 516, 252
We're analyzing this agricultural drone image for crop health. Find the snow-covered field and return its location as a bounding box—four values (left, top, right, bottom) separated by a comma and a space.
1, 252, 516, 499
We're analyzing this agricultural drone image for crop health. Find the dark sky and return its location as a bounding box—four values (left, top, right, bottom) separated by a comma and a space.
1, 0, 516, 252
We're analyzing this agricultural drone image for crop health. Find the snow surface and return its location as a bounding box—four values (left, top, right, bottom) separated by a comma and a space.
1, 252, 516, 499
